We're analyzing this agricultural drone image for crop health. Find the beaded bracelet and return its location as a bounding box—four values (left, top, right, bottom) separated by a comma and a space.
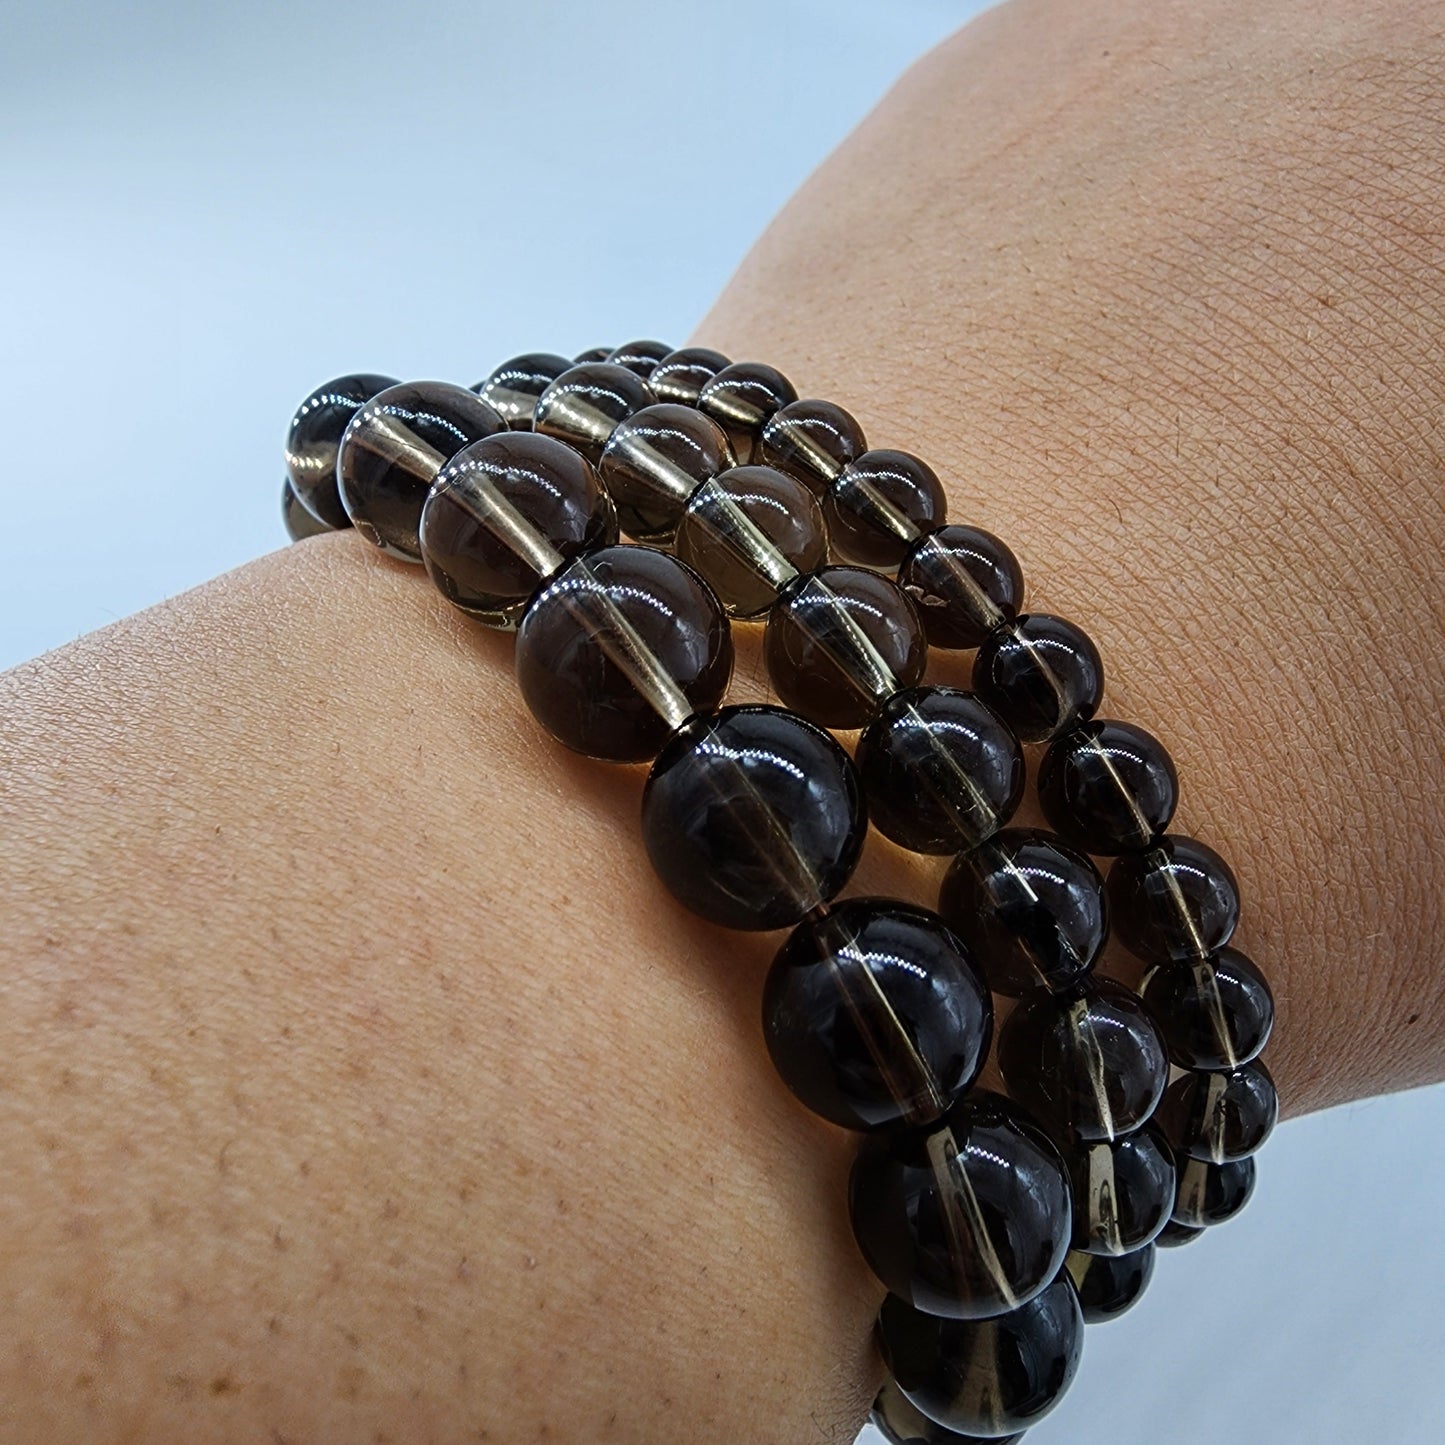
281, 342, 1277, 1443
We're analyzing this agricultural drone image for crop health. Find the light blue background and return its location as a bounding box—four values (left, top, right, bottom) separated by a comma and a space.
2, 3, 1441, 1442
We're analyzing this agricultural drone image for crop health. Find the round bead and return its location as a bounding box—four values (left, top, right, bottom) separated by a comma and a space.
765, 566, 927, 730
697, 361, 797, 464
850, 1091, 1071, 1321
825, 449, 948, 567
573, 346, 612, 364
648, 346, 730, 404
760, 398, 867, 491
871, 1378, 1027, 1445
641, 704, 864, 931
997, 979, 1169, 1142
937, 828, 1107, 997
285, 372, 399, 529
762, 898, 992, 1133
337, 381, 505, 560
1155, 1219, 1204, 1248
898, 526, 1024, 651
1156, 1061, 1278, 1164
418, 433, 616, 628
1140, 947, 1274, 1069
606, 339, 672, 378
472, 352, 572, 430
597, 403, 734, 543
1065, 1244, 1155, 1324
1107, 835, 1241, 963
1059, 1125, 1174, 1255
534, 362, 654, 464
876, 1279, 1083, 1438
282, 479, 333, 541
515, 545, 731, 762
1037, 719, 1179, 855
972, 614, 1104, 745
1172, 1152, 1257, 1228
856, 687, 1024, 855
673, 465, 829, 619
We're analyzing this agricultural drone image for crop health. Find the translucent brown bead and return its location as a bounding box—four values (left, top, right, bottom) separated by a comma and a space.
762, 898, 992, 1133
876, 1280, 1084, 1438
898, 526, 1025, 651
760, 397, 867, 491
1139, 947, 1274, 1070
285, 372, 398, 530
337, 380, 505, 560
649, 346, 730, 405
825, 449, 948, 567
597, 403, 734, 543
696, 360, 797, 465
1155, 1061, 1278, 1164
418, 432, 616, 628
1059, 1125, 1174, 1256
641, 704, 864, 931
850, 1091, 1071, 1321
573, 345, 612, 364
673, 465, 829, 619
514, 544, 731, 762
972, 614, 1105, 745
871, 1378, 1027, 1445
473, 352, 572, 430
1172, 1152, 1257, 1228
1155, 1219, 1204, 1248
937, 828, 1107, 997
282, 479, 334, 541
856, 687, 1025, 856
534, 362, 654, 464
1065, 1244, 1155, 1323
764, 566, 927, 730
606, 338, 672, 378
1107, 835, 1241, 963
997, 979, 1169, 1143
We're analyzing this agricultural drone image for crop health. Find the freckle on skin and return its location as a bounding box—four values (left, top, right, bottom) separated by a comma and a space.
209, 1375, 238, 1396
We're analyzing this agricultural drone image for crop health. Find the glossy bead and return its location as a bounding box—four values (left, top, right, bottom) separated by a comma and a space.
1172, 1152, 1257, 1228
857, 687, 1024, 855
597, 403, 734, 543
573, 345, 611, 364
649, 346, 730, 405
937, 828, 1106, 997
285, 372, 398, 529
472, 352, 572, 430
641, 704, 864, 931
765, 566, 927, 730
1139, 947, 1274, 1069
1107, 835, 1241, 963
1065, 1244, 1155, 1324
697, 360, 797, 465
282, 479, 333, 541
850, 1091, 1071, 1321
826, 450, 947, 567
871, 1378, 1027, 1445
760, 398, 867, 491
762, 898, 992, 1133
606, 338, 672, 378
1155, 1219, 1204, 1248
418, 433, 616, 628
515, 545, 731, 762
876, 1279, 1083, 1438
1156, 1061, 1278, 1164
997, 979, 1169, 1142
1037, 720, 1179, 855
337, 381, 505, 560
1059, 1126, 1174, 1255
534, 362, 654, 465
673, 465, 829, 619
898, 526, 1025, 651
972, 615, 1104, 745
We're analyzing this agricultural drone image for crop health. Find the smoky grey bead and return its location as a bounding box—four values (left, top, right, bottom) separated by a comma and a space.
1172, 1152, 1257, 1228
473, 352, 573, 430
760, 397, 867, 491
871, 1378, 1026, 1445
606, 339, 673, 378
282, 479, 335, 541
1156, 1061, 1278, 1164
697, 361, 799, 464
1107, 834, 1241, 963
1059, 1125, 1175, 1256
336, 380, 506, 560
1155, 1219, 1204, 1248
597, 403, 734, 543
285, 372, 399, 529
573, 346, 612, 364
674, 465, 829, 619
1139, 947, 1274, 1070
826, 449, 948, 567
972, 614, 1105, 745
649, 346, 731, 404
1065, 1244, 1155, 1324
899, 526, 1025, 651
534, 362, 655, 465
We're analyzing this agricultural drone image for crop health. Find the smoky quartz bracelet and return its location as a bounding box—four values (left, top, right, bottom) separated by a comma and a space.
282, 341, 1277, 1442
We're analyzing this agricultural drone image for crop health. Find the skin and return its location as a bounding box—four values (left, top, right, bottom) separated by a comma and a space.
1, 0, 1442, 1439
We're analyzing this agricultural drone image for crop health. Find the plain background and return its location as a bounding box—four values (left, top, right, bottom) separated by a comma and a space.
2, 3, 1442, 1442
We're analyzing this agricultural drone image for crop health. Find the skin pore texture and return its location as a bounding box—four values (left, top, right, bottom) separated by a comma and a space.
0, 1, 1442, 1440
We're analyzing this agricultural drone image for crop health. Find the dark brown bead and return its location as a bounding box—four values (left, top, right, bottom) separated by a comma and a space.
597, 403, 734, 543
1107, 835, 1241, 963
282, 479, 334, 541
760, 397, 867, 491
472, 352, 572, 430
573, 346, 612, 364
898, 526, 1025, 651
1155, 1061, 1278, 1163
534, 362, 654, 465
972, 613, 1105, 744
649, 346, 731, 404
285, 372, 399, 529
1139, 947, 1274, 1070
606, 339, 672, 378
697, 361, 798, 464
826, 449, 947, 567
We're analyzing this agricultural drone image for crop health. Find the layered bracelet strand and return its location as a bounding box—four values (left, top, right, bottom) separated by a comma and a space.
280, 342, 1278, 1443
